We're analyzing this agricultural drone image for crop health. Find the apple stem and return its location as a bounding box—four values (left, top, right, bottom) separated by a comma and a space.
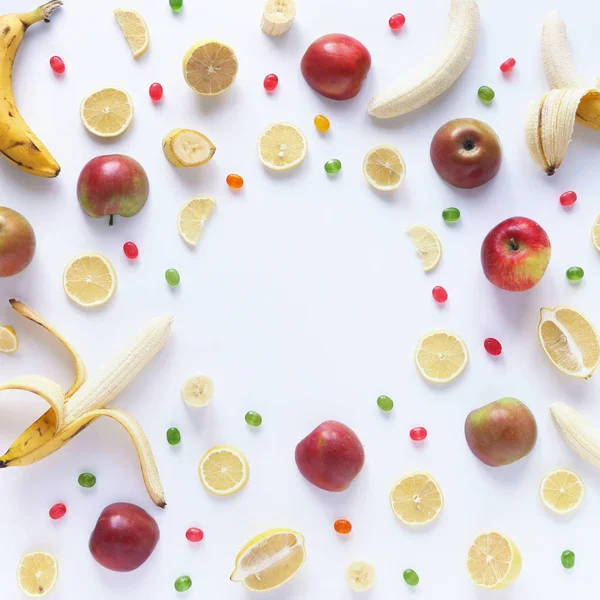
109, 215, 114, 226
508, 238, 519, 251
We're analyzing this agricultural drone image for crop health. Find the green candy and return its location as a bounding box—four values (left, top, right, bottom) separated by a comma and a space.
442, 207, 460, 223
403, 568, 419, 586
78, 472, 96, 488
324, 159, 341, 174
478, 86, 495, 103
174, 575, 192, 592
167, 427, 181, 446
245, 411, 263, 427
165, 268, 180, 286
561, 550, 575, 569
566, 266, 584, 281
377, 395, 394, 411
169, 0, 183, 11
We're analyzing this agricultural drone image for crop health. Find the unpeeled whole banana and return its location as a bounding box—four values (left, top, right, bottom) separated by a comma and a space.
0, 2, 62, 178
551, 402, 600, 469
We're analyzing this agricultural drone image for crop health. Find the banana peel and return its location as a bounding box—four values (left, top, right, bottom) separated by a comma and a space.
0, 300, 172, 508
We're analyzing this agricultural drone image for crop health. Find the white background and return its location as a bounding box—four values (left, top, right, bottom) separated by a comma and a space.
1, 0, 599, 597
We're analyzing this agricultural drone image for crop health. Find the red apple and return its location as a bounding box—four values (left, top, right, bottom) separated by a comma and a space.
481, 217, 551, 292
89, 503, 159, 572
295, 421, 364, 492
430, 118, 502, 189
0, 207, 35, 277
301, 34, 371, 101
77, 155, 149, 226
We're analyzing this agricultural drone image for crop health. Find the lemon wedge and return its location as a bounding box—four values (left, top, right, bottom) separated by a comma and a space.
592, 215, 600, 251
114, 9, 149, 58
257, 122, 307, 170
363, 144, 406, 191
17, 552, 58, 597
63, 252, 117, 308
0, 325, 18, 353
467, 532, 522, 589
183, 40, 238, 96
177, 197, 215, 247
415, 330, 468, 384
390, 472, 444, 525
540, 468, 584, 514
199, 446, 248, 496
80, 88, 133, 138
407, 224, 441, 271
163, 129, 216, 167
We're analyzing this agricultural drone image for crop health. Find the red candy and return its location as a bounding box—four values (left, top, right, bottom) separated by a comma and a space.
123, 242, 139, 260
49, 503, 67, 520
49, 56, 65, 74
263, 74, 279, 92
560, 191, 577, 207
410, 427, 427, 441
500, 58, 516, 73
333, 519, 352, 534
484, 337, 502, 356
432, 286, 448, 303
389, 13, 406, 30
186, 527, 204, 543
149, 82, 163, 102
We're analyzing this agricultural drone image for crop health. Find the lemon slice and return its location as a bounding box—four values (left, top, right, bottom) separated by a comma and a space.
363, 144, 406, 191
540, 468, 584, 514
163, 129, 216, 167
181, 375, 214, 407
80, 88, 133, 138
63, 252, 117, 308
538, 306, 600, 379
592, 215, 600, 251
0, 325, 18, 353
390, 472, 444, 525
177, 197, 215, 247
183, 40, 238, 96
406, 224, 441, 271
467, 532, 522, 589
114, 9, 149, 58
17, 552, 58, 597
199, 445, 248, 496
415, 330, 468, 384
230, 529, 306, 592
258, 122, 307, 171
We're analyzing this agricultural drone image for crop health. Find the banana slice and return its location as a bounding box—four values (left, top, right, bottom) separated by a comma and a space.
551, 402, 600, 469
181, 375, 214, 407
261, 0, 295, 36
345, 561, 376, 592
163, 129, 216, 168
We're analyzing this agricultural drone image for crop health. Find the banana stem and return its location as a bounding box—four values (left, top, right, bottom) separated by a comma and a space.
20, 1, 62, 27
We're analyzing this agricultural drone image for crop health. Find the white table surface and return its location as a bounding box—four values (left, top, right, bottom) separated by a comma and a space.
1, 0, 600, 597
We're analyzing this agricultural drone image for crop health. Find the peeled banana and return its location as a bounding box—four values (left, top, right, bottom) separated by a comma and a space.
261, 0, 295, 36
368, 0, 480, 119
0, 300, 172, 508
551, 402, 600, 468
0, 2, 61, 177
345, 561, 376, 591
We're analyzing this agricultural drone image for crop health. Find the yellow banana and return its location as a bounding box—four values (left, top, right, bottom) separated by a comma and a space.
0, 2, 62, 178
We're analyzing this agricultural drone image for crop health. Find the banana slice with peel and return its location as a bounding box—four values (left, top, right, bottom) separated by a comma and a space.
551, 402, 600, 468
181, 375, 214, 407
345, 561, 376, 591
0, 300, 172, 507
261, 0, 295, 36
163, 129, 216, 167
368, 0, 480, 119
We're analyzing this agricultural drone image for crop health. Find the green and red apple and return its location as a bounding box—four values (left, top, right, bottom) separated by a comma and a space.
481, 217, 551, 291
0, 207, 35, 277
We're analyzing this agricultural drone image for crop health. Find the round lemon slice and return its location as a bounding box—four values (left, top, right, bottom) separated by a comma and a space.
540, 468, 584, 514
406, 224, 441, 271
181, 375, 214, 407
538, 306, 600, 379
177, 197, 216, 247
415, 330, 468, 384
467, 532, 522, 589
63, 252, 117, 308
183, 39, 238, 96
199, 445, 248, 496
17, 552, 58, 597
80, 88, 133, 138
257, 122, 307, 170
363, 144, 406, 191
345, 561, 376, 591
0, 325, 18, 353
230, 529, 306, 592
592, 214, 600, 252
163, 129, 216, 167
113, 8, 149, 58
390, 472, 444, 525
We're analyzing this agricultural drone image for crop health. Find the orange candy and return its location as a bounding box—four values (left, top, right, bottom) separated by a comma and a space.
226, 173, 244, 189
314, 114, 330, 132
334, 519, 352, 535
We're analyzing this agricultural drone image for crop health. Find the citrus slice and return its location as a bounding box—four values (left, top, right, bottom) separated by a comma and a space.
183, 40, 238, 96
415, 330, 468, 384
363, 144, 406, 191
177, 197, 216, 247
17, 552, 58, 597
390, 472, 444, 525
113, 9, 149, 58
257, 122, 307, 171
80, 88, 133, 138
163, 129, 216, 167
406, 224, 441, 271
63, 252, 117, 308
199, 445, 248, 496
181, 375, 214, 407
593, 215, 600, 251
230, 529, 306, 592
0, 325, 18, 353
540, 468, 584, 514
467, 532, 522, 589
538, 306, 600, 379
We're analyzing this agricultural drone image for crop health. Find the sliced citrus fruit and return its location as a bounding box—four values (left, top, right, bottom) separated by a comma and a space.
181, 375, 214, 407
538, 306, 600, 379
593, 215, 600, 251
406, 224, 441, 271
163, 129, 216, 167
183, 39, 238, 96
63, 252, 117, 308
199, 445, 248, 496
540, 468, 584, 514
415, 330, 468, 384
230, 529, 306, 592
113, 9, 149, 58
390, 472, 444, 525
467, 532, 522, 589
177, 197, 216, 247
17, 552, 58, 597
257, 122, 307, 171
0, 325, 18, 353
80, 88, 133, 138
363, 144, 406, 191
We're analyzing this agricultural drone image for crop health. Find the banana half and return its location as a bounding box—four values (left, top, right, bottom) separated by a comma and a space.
551, 402, 600, 469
